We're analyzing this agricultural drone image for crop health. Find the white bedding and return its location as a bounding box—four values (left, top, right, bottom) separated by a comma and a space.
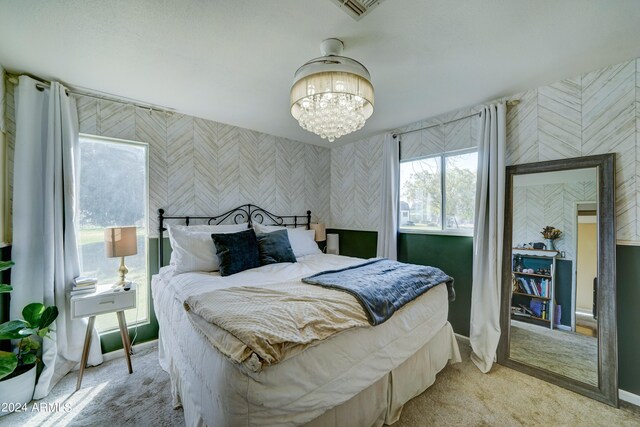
152, 253, 455, 426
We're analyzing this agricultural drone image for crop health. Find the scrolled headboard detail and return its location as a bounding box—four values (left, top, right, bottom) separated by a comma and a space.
158, 204, 312, 267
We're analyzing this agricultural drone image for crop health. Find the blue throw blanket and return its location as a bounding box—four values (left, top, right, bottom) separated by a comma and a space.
302, 259, 455, 326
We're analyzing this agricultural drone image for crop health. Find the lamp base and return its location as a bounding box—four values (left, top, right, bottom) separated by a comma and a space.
112, 256, 129, 288
111, 281, 132, 289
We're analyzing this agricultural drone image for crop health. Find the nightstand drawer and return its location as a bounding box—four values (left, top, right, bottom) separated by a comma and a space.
71, 287, 136, 319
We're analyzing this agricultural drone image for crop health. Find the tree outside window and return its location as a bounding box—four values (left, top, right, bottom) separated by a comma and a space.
400, 150, 477, 233
77, 136, 149, 332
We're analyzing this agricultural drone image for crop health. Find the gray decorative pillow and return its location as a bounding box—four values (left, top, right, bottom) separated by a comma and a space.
256, 229, 297, 265
211, 229, 260, 276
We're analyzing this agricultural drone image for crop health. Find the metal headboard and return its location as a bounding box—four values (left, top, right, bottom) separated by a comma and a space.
158, 204, 312, 267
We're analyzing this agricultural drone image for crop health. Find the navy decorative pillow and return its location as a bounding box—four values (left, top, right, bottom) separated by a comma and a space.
211, 229, 260, 276
256, 229, 297, 265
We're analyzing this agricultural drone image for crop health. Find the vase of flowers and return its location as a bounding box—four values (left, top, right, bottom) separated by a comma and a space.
541, 226, 562, 250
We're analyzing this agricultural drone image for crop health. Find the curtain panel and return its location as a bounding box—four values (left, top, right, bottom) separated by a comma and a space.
469, 103, 506, 373
377, 133, 399, 260
12, 76, 103, 398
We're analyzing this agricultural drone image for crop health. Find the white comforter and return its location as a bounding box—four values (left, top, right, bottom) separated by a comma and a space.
152, 254, 450, 426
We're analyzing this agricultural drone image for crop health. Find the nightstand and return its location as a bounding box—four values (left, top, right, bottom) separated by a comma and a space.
70, 283, 136, 390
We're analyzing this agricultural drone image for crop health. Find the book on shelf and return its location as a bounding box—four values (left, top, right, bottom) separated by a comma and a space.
530, 300, 543, 317
511, 307, 531, 318
517, 278, 531, 294
518, 304, 534, 316
540, 279, 549, 298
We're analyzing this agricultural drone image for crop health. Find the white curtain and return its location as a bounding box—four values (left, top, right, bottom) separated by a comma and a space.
12, 76, 103, 399
376, 133, 399, 260
469, 103, 506, 373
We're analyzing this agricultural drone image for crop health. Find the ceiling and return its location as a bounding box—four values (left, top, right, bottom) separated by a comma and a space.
1, 1, 640, 147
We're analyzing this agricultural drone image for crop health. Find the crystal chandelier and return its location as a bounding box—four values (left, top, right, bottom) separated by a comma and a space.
290, 38, 374, 142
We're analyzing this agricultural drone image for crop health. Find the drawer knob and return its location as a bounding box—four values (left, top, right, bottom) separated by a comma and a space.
99, 300, 115, 305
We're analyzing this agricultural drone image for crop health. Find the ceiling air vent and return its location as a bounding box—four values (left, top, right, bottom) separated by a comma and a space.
329, 0, 387, 21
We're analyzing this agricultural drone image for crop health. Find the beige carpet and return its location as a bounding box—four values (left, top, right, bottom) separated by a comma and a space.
2, 340, 639, 426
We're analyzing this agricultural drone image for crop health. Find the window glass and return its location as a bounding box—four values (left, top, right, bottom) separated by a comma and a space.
445, 151, 477, 231
399, 156, 442, 231
399, 150, 477, 234
77, 136, 148, 332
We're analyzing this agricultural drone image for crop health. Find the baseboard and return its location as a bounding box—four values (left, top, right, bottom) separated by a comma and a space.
454, 333, 470, 344
620, 389, 640, 406
102, 339, 158, 362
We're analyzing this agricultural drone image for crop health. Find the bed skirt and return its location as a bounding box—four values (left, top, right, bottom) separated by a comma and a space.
161, 321, 460, 427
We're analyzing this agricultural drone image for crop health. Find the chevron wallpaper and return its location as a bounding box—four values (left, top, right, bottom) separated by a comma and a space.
513, 181, 597, 261
330, 57, 640, 244
4, 87, 331, 238
3, 57, 640, 242
330, 106, 480, 231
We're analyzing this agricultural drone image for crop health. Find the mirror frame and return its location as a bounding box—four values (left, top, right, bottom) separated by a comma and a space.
497, 153, 618, 407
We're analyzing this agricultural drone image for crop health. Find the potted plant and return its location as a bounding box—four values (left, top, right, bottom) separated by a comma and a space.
0, 261, 59, 414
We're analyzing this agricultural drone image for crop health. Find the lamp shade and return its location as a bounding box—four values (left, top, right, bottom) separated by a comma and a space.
310, 223, 326, 242
105, 226, 138, 258
326, 233, 339, 255
290, 38, 374, 143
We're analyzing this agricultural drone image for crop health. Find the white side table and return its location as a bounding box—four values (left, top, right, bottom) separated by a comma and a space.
70, 283, 136, 390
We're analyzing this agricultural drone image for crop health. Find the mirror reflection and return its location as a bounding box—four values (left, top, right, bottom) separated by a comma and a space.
509, 168, 598, 386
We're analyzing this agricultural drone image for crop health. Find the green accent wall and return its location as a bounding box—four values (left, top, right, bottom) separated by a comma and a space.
327, 229, 473, 336
326, 229, 378, 259
330, 228, 640, 396
555, 259, 573, 328
398, 233, 474, 336
616, 245, 640, 394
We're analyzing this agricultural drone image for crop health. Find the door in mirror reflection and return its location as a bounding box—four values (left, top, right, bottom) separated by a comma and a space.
509, 167, 598, 386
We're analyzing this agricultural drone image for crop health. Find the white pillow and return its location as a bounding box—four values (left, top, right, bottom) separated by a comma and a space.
168, 223, 248, 273
253, 224, 321, 257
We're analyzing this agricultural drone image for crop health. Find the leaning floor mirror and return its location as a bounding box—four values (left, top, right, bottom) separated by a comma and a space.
497, 154, 618, 407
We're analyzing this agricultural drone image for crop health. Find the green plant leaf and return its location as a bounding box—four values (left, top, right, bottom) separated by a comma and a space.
37, 327, 49, 338
0, 351, 17, 380
0, 261, 15, 272
22, 303, 45, 327
21, 353, 36, 365
0, 320, 29, 340
18, 328, 38, 337
0, 284, 12, 294
38, 306, 58, 329
26, 337, 39, 350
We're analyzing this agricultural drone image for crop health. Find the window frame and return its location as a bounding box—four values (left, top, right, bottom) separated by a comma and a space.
399, 147, 477, 237
78, 133, 150, 333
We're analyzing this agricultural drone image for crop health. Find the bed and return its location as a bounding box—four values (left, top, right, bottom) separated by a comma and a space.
152, 205, 461, 426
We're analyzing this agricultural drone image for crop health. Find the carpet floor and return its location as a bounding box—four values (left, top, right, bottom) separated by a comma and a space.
2, 339, 638, 426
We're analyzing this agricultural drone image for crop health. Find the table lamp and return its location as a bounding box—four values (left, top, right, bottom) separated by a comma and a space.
105, 226, 138, 288
310, 223, 326, 242
326, 233, 339, 255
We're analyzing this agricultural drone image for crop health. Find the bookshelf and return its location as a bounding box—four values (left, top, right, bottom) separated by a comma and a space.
511, 248, 558, 329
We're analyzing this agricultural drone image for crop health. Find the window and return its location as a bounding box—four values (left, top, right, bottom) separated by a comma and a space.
399, 149, 477, 234
77, 135, 149, 332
